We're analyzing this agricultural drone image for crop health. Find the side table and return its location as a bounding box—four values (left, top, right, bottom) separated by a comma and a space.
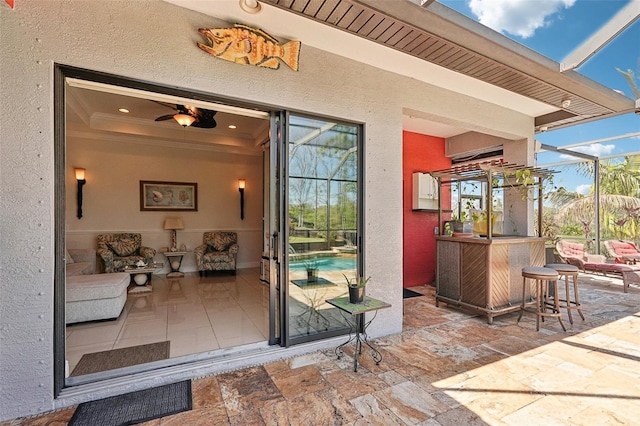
123, 262, 164, 294
163, 251, 189, 278
326, 296, 391, 372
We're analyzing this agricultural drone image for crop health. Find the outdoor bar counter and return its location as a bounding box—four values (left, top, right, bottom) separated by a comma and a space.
435, 235, 547, 324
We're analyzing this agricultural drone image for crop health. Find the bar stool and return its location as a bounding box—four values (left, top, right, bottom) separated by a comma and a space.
545, 263, 583, 324
518, 266, 566, 332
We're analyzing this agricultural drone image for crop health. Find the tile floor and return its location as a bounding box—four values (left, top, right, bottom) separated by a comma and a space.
66, 268, 271, 374
11, 271, 640, 425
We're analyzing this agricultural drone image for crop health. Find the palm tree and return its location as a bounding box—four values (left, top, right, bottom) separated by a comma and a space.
556, 156, 640, 247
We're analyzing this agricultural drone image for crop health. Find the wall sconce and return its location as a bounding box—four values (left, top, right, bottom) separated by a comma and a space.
163, 217, 185, 252
173, 113, 195, 127
238, 179, 246, 220
75, 168, 86, 219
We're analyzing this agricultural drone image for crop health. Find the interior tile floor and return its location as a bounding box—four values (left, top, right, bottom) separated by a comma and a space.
11, 272, 640, 425
66, 268, 270, 375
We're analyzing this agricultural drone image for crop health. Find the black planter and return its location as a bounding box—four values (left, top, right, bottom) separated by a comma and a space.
348, 286, 365, 304
306, 268, 318, 282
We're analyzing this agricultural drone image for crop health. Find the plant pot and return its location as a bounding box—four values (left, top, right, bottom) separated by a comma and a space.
348, 286, 365, 304
451, 221, 464, 233
306, 268, 318, 282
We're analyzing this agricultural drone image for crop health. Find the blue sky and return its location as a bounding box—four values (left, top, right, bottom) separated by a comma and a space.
439, 0, 640, 195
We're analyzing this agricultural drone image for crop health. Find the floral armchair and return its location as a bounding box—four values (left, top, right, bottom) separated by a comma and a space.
194, 231, 239, 275
97, 233, 156, 273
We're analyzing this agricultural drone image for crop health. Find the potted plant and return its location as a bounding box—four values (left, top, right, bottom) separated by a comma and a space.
343, 274, 371, 304
304, 257, 318, 282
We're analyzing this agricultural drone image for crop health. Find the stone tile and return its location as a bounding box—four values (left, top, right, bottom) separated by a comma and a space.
191, 375, 224, 408
158, 407, 228, 425
217, 366, 284, 417
261, 388, 361, 425
263, 360, 289, 376
433, 406, 490, 426
228, 408, 265, 425
353, 409, 406, 425
324, 369, 389, 400
373, 381, 452, 423
270, 365, 329, 399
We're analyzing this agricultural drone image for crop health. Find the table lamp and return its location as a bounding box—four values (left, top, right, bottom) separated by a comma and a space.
163, 217, 184, 252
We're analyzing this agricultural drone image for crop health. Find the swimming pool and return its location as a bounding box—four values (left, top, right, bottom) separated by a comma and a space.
289, 257, 356, 271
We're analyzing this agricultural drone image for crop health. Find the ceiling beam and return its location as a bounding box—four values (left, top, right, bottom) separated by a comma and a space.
561, 0, 640, 72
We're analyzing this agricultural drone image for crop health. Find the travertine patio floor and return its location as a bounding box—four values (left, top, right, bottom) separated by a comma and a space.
9, 273, 640, 425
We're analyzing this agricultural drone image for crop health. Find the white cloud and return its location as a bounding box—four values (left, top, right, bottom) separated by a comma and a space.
559, 143, 616, 159
575, 184, 592, 195
468, 0, 576, 39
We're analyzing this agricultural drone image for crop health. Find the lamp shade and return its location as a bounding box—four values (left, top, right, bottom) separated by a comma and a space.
174, 113, 196, 127
163, 217, 184, 230
75, 168, 86, 180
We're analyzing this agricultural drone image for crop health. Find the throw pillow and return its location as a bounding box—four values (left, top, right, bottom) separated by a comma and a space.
212, 233, 233, 252
65, 249, 75, 264
108, 238, 138, 257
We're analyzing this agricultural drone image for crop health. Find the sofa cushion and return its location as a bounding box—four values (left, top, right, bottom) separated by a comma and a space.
66, 273, 129, 302
65, 249, 75, 264
108, 238, 138, 257
66, 262, 94, 276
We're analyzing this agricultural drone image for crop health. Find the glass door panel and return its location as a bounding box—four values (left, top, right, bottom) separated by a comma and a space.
286, 115, 360, 342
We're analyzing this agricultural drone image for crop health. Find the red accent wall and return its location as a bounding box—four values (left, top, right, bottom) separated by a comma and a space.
403, 131, 451, 288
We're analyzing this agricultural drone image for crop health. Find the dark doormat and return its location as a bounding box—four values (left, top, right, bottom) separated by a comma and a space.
71, 341, 170, 376
69, 380, 192, 426
403, 288, 424, 299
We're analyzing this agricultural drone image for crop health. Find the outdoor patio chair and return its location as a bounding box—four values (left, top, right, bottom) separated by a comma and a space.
555, 240, 607, 272
604, 240, 640, 264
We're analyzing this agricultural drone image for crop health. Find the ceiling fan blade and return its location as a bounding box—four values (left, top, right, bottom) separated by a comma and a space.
192, 109, 217, 128
154, 114, 175, 121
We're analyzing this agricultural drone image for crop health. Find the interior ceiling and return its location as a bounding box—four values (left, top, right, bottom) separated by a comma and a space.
66, 84, 270, 155
166, 0, 636, 137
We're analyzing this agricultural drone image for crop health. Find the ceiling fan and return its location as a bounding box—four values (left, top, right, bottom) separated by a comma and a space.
153, 102, 217, 128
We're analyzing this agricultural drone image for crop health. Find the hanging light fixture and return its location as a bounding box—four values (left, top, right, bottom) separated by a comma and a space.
173, 113, 196, 127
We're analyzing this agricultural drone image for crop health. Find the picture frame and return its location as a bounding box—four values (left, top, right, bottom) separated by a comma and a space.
140, 181, 198, 211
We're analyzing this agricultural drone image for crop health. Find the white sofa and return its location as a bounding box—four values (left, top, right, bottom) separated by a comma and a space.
65, 248, 130, 324
66, 248, 97, 276
66, 273, 130, 324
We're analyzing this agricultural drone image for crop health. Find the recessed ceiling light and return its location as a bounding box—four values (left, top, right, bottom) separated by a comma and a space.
118, 108, 129, 113
228, 125, 237, 129
239, 0, 261, 14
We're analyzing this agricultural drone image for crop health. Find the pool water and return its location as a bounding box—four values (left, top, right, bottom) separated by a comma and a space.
290, 257, 356, 271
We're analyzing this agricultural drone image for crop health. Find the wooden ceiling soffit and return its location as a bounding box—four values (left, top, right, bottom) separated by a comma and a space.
263, 0, 631, 130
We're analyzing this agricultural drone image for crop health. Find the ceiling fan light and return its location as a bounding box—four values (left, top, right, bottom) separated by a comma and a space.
174, 113, 196, 127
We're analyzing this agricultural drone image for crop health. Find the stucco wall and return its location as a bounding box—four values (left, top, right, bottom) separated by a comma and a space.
0, 0, 533, 420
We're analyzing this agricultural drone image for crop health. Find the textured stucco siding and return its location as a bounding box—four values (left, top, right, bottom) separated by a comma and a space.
0, 0, 532, 420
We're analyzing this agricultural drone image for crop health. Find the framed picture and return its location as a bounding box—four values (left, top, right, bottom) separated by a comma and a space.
140, 181, 198, 211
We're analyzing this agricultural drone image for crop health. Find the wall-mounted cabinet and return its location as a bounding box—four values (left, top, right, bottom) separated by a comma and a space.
412, 172, 438, 210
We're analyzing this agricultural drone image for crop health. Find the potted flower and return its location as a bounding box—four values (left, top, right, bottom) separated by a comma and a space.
343, 274, 371, 304
304, 257, 318, 282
